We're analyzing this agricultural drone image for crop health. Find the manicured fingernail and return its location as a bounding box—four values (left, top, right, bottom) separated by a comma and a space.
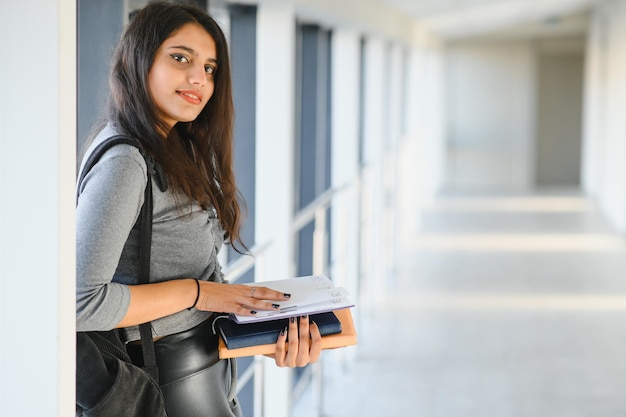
280, 327, 286, 336
272, 304, 280, 309
290, 317, 295, 323
251, 310, 257, 315
283, 293, 291, 298
301, 315, 308, 320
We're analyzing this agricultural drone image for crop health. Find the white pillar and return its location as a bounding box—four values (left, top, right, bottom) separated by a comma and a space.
581, 5, 606, 197
328, 30, 362, 373
404, 40, 446, 209
360, 36, 387, 311
58, 3, 78, 415
397, 45, 428, 235
329, 29, 360, 304
603, 0, 626, 231
255, 2, 297, 417
587, 0, 626, 232
382, 42, 404, 286
424, 47, 447, 198
0, 1, 76, 416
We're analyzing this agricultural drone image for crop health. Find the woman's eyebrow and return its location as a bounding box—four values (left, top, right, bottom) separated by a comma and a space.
168, 45, 217, 64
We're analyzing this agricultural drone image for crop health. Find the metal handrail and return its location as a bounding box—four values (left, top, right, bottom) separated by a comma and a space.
220, 186, 347, 413
291, 185, 346, 233
223, 240, 272, 283
289, 185, 348, 416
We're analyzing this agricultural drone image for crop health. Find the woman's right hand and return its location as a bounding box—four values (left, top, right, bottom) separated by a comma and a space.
193, 281, 291, 316
273, 315, 322, 367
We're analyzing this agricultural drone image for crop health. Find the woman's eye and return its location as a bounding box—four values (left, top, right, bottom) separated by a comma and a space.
205, 66, 215, 75
171, 54, 189, 64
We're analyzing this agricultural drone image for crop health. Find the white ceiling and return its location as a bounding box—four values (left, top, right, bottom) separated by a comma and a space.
379, 0, 599, 39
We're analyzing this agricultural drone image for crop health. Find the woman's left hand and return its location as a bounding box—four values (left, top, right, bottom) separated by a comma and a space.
273, 315, 322, 367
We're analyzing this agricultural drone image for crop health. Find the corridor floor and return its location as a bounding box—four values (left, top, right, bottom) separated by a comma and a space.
294, 190, 626, 417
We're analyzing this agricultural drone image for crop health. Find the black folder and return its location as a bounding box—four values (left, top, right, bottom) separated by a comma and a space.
215, 311, 342, 350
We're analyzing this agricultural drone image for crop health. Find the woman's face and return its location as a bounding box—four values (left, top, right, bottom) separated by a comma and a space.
148, 22, 217, 129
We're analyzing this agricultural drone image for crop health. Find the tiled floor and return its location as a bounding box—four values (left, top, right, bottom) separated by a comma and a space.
293, 190, 626, 417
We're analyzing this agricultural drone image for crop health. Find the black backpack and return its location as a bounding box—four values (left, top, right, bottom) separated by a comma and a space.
75, 135, 166, 417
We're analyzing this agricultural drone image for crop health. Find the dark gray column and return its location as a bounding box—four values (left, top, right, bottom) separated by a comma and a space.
77, 0, 124, 153
295, 23, 332, 277
228, 6, 258, 415
230, 4, 257, 253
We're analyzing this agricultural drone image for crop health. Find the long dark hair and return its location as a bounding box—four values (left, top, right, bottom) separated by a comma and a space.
108, 1, 245, 251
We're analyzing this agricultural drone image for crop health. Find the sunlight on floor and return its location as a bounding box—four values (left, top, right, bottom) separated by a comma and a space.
406, 233, 626, 251
386, 293, 626, 311
405, 194, 626, 252
423, 196, 593, 213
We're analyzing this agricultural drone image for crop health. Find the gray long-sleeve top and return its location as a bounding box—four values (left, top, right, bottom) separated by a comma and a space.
76, 125, 225, 341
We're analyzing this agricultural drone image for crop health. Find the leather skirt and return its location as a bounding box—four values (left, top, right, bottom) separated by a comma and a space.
127, 317, 242, 417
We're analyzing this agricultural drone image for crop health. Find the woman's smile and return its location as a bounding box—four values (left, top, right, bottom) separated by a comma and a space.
177, 89, 203, 104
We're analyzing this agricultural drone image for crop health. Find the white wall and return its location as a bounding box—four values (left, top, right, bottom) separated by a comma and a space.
582, 0, 626, 231
0, 1, 76, 416
445, 41, 537, 191
400, 35, 446, 230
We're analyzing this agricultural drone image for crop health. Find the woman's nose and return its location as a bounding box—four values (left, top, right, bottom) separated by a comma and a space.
188, 63, 207, 86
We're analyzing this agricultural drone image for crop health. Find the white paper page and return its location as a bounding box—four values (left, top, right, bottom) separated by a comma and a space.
232, 275, 354, 323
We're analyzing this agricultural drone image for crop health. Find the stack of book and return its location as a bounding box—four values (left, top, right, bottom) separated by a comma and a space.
215, 275, 357, 358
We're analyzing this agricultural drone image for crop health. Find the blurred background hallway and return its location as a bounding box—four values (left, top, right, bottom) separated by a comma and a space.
296, 189, 626, 416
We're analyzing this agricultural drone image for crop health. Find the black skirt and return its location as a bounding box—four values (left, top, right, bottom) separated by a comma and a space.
127, 317, 242, 417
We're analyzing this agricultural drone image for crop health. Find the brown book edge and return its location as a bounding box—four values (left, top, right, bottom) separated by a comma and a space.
218, 308, 357, 359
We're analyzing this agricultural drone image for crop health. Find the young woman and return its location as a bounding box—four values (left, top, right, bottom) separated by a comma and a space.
76, 2, 321, 416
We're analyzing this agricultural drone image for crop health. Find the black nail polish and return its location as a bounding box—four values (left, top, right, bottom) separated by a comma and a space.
280, 327, 286, 336
301, 315, 308, 320
283, 293, 291, 298
272, 304, 280, 309
290, 317, 295, 323
251, 311, 257, 315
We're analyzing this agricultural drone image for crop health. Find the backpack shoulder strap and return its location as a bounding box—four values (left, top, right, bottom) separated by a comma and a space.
77, 134, 159, 381
78, 135, 146, 190
76, 134, 154, 286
